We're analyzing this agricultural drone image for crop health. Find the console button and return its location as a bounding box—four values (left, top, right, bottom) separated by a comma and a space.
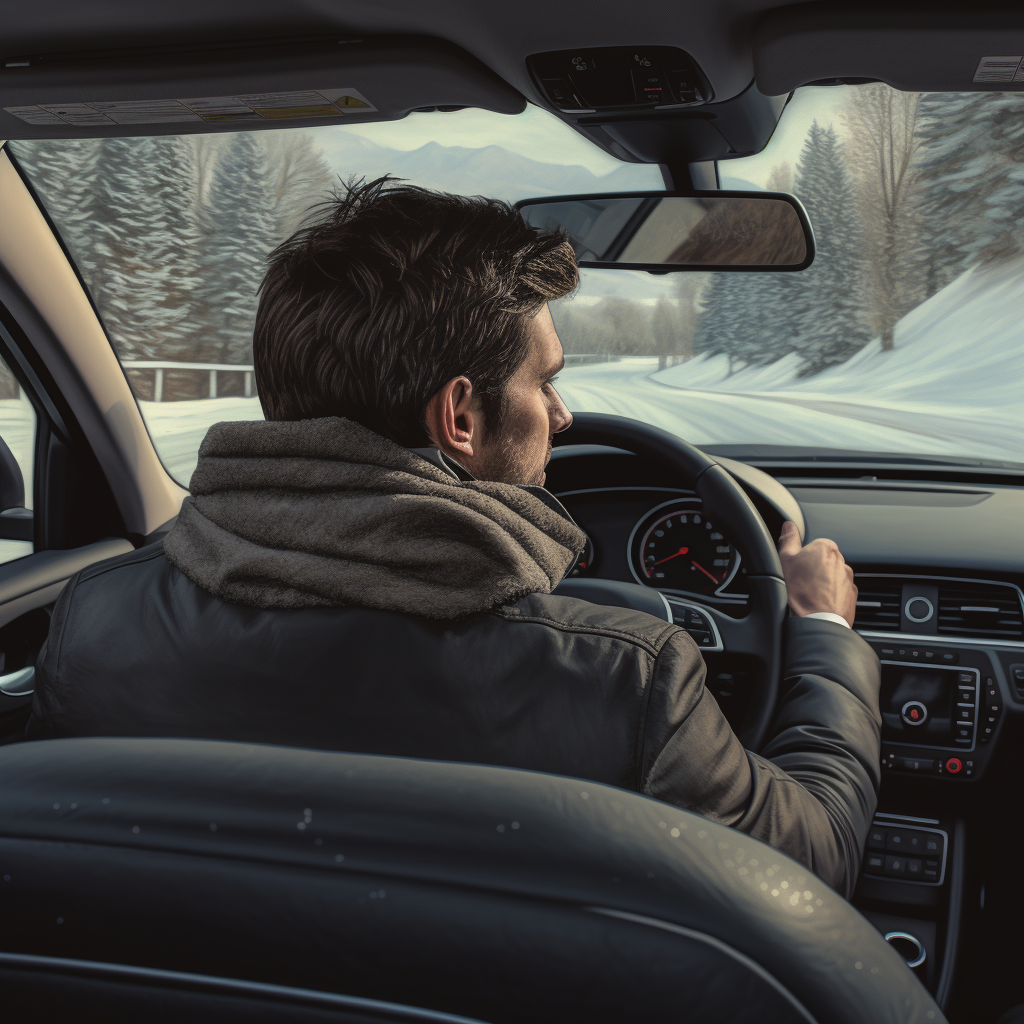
867, 827, 887, 850
906, 858, 923, 879
902, 832, 927, 853
957, 707, 973, 720
865, 852, 885, 873
901, 701, 928, 727
939, 651, 959, 664
958, 672, 975, 684
631, 67, 668, 104
924, 835, 943, 855
945, 757, 963, 774
886, 829, 909, 851
542, 78, 585, 110
894, 757, 934, 773
923, 865, 940, 882
688, 630, 715, 647
884, 855, 907, 877
955, 724, 973, 740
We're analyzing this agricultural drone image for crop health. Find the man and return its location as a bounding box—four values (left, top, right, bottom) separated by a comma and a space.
29, 178, 880, 898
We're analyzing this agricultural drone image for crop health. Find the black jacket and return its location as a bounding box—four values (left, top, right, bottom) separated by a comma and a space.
29, 542, 881, 897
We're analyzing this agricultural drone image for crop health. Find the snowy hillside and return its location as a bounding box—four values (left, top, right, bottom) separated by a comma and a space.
653, 260, 1024, 409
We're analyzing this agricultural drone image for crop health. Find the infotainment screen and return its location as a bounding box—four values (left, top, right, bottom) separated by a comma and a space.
879, 663, 960, 745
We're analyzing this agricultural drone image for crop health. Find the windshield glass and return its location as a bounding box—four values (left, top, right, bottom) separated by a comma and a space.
10, 87, 1024, 483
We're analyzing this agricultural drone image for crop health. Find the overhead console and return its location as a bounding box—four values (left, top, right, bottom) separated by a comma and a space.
525, 46, 785, 181
527, 46, 714, 114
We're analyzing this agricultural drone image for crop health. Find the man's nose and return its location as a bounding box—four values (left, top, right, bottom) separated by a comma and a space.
551, 394, 572, 434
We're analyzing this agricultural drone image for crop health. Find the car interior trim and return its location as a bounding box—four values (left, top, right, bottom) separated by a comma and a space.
860, 631, 1024, 652
587, 907, 818, 1024
875, 812, 941, 826
884, 932, 927, 970
0, 952, 487, 1023
934, 820, 966, 1010
664, 597, 725, 651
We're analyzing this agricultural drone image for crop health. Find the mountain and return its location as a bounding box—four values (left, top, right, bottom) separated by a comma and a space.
315, 136, 661, 203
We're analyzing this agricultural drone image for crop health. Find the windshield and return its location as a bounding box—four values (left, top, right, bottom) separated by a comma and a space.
9, 87, 1024, 483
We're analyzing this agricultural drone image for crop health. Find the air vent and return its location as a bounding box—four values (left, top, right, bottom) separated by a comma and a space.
937, 582, 1024, 640
853, 580, 902, 631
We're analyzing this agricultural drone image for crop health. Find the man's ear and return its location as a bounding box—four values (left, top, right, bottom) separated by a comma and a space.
423, 376, 480, 458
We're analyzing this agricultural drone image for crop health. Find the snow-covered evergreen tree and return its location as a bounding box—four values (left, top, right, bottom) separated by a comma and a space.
197, 131, 279, 365
787, 121, 869, 372
85, 136, 202, 362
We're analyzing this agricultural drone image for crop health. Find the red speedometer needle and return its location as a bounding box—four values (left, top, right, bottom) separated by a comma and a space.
647, 546, 689, 575
692, 561, 720, 584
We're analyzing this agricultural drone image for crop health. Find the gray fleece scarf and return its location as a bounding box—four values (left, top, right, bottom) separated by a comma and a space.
163, 417, 586, 619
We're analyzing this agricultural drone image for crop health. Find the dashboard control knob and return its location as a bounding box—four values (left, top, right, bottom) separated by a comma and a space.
901, 700, 928, 726
945, 757, 962, 774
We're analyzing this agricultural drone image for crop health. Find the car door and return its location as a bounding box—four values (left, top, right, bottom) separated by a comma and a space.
0, 149, 185, 738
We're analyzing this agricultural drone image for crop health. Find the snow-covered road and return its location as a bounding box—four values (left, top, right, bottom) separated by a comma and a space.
134, 354, 1019, 487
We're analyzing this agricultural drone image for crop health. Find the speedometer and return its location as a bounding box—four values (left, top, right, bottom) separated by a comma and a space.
630, 502, 739, 597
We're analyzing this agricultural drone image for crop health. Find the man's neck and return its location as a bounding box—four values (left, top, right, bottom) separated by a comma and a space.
407, 446, 475, 482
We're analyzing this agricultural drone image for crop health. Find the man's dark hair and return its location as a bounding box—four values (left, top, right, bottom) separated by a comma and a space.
253, 177, 578, 446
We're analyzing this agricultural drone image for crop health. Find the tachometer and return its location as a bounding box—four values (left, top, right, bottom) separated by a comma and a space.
630, 503, 738, 597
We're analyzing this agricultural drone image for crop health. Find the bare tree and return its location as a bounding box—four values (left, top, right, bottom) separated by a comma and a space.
843, 85, 924, 351
260, 131, 334, 240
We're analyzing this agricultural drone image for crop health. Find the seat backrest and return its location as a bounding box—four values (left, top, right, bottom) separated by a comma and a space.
0, 737, 945, 1023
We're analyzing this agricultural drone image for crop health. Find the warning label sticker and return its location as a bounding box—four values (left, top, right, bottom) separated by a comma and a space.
973, 56, 1024, 83
5, 88, 377, 127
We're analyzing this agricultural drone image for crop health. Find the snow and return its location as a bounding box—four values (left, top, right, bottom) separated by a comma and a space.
134, 262, 1024, 487
0, 395, 36, 508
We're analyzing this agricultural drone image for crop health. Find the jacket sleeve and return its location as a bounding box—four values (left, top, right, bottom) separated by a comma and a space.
25, 570, 80, 740
640, 617, 881, 898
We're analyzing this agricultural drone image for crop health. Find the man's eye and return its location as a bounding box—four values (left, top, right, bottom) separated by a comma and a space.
544, 376, 560, 390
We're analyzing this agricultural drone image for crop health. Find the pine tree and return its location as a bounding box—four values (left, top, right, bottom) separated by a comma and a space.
787, 121, 870, 372
197, 132, 279, 365
913, 93, 1024, 290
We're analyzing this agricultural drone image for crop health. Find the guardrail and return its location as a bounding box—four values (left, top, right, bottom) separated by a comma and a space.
121, 361, 255, 402
121, 354, 619, 402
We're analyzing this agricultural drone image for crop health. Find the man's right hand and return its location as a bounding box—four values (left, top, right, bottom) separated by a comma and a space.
777, 521, 858, 627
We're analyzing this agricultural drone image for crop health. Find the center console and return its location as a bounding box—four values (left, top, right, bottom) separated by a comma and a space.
852, 632, 1023, 1008
866, 640, 1008, 780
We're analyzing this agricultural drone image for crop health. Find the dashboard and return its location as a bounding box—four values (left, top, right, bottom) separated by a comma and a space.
547, 444, 1024, 788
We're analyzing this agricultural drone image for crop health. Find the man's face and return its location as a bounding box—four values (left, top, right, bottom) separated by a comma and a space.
468, 304, 572, 487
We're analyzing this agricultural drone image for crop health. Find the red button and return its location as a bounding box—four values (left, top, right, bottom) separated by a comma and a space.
945, 757, 962, 774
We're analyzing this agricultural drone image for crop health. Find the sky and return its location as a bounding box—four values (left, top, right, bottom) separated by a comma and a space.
308, 87, 857, 195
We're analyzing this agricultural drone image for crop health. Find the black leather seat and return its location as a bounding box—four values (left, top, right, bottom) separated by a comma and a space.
0, 738, 945, 1023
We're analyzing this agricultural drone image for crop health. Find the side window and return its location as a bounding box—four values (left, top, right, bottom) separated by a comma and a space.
0, 351, 35, 564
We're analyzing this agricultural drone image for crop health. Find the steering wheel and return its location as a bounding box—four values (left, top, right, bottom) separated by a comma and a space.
553, 412, 788, 752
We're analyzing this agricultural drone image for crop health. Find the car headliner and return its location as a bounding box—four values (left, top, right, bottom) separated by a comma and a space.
2, 2, 1023, 145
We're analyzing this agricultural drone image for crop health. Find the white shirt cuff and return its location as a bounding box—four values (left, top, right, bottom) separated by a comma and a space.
802, 611, 851, 629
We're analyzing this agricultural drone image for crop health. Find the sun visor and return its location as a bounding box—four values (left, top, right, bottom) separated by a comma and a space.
0, 36, 525, 139
755, 5, 1024, 94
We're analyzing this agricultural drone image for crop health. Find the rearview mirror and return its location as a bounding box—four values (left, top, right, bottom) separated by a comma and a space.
515, 190, 814, 272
